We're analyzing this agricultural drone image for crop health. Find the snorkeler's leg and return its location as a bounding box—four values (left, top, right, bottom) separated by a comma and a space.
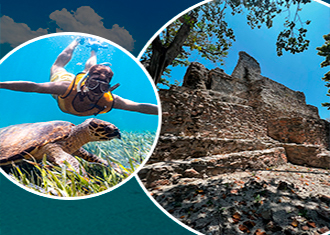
83, 50, 97, 73
50, 38, 81, 77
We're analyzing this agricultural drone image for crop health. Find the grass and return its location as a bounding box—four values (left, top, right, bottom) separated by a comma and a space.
4, 131, 155, 197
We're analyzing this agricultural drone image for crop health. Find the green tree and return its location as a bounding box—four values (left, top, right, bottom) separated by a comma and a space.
141, 0, 312, 85
317, 33, 330, 110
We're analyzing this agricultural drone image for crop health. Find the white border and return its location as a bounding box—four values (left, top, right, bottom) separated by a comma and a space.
137, 0, 330, 61
137, 0, 212, 60
0, 32, 162, 201
314, 0, 330, 7
135, 0, 330, 235
136, 1, 210, 234
135, 176, 204, 235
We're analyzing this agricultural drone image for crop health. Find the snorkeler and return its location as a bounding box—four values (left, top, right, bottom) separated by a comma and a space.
0, 37, 158, 116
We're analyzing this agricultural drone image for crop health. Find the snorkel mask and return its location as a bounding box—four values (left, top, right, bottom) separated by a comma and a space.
77, 62, 119, 92
86, 79, 110, 93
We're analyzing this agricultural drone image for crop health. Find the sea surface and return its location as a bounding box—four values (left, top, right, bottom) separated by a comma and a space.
0, 33, 160, 133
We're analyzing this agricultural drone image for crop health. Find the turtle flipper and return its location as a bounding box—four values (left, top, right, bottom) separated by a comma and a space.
41, 144, 87, 176
73, 148, 108, 166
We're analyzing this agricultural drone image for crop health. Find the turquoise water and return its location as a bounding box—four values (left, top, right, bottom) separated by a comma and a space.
0, 34, 159, 133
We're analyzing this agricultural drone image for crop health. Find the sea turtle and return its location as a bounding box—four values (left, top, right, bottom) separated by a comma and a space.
0, 118, 121, 175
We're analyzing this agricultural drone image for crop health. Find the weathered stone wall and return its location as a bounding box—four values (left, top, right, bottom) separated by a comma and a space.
161, 87, 270, 140
151, 51, 330, 169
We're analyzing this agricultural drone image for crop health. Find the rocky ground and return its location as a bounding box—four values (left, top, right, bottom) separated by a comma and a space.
144, 163, 330, 235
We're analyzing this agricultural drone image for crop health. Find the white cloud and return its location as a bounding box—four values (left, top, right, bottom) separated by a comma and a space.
0, 15, 48, 47
49, 6, 135, 51
0, 6, 135, 51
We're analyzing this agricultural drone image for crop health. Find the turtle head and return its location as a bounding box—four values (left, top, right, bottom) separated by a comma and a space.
86, 118, 121, 141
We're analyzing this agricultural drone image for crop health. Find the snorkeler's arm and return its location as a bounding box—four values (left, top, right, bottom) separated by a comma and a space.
112, 95, 158, 115
0, 81, 70, 95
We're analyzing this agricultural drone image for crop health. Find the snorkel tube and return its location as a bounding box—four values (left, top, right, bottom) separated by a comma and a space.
76, 72, 89, 92
76, 62, 114, 93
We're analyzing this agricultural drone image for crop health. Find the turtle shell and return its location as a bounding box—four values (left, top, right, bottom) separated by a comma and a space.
0, 121, 74, 164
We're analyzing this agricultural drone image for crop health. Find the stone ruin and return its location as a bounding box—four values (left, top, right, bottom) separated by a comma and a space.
139, 51, 330, 188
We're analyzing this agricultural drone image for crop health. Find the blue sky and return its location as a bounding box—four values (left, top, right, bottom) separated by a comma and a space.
164, 1, 330, 119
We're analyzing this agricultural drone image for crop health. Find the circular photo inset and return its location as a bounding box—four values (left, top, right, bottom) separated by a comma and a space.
0, 32, 161, 199
137, 1, 330, 235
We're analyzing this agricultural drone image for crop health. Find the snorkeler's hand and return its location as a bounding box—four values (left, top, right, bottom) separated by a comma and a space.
86, 38, 108, 52
76, 37, 85, 45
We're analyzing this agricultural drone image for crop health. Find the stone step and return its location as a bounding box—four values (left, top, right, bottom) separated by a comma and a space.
283, 143, 330, 168
150, 135, 279, 163
140, 147, 287, 189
